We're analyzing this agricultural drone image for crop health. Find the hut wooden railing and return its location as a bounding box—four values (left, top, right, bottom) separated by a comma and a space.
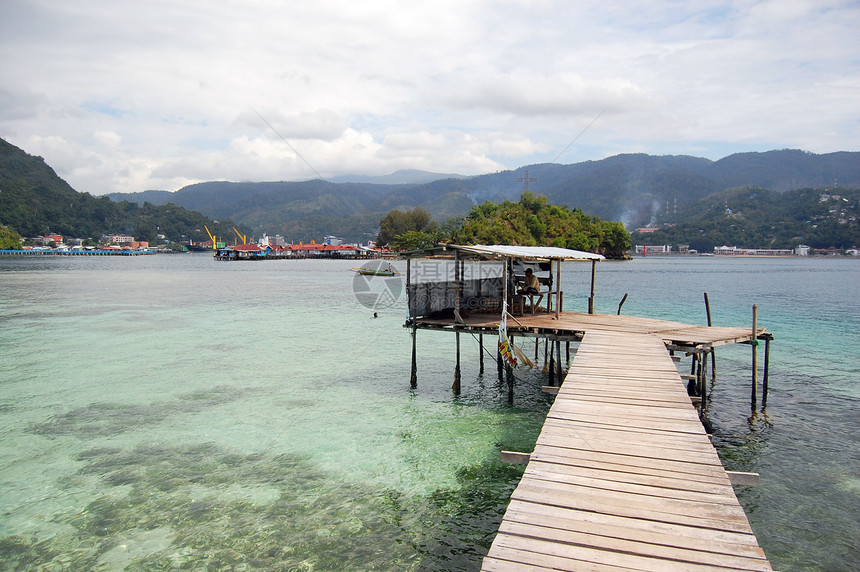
407, 276, 504, 319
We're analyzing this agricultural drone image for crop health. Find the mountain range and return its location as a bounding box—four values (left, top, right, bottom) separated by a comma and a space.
109, 150, 860, 244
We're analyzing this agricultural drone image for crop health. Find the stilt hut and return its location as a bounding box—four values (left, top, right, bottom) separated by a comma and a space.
402, 245, 605, 395
403, 244, 605, 325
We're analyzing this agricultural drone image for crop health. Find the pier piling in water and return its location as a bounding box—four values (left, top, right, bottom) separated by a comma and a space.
410, 326, 417, 389
752, 304, 758, 409
478, 333, 484, 374
704, 291, 717, 380
453, 331, 461, 394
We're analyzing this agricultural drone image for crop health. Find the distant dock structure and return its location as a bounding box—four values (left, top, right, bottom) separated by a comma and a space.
401, 244, 774, 570
0, 249, 155, 256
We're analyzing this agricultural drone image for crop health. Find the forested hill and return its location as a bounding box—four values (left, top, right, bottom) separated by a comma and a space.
0, 138, 242, 244
109, 150, 860, 244
631, 186, 860, 251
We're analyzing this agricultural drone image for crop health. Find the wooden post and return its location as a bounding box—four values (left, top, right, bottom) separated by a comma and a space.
543, 336, 549, 373
704, 292, 716, 379
617, 293, 628, 315
555, 259, 562, 320
479, 333, 484, 374
762, 336, 770, 409
548, 339, 556, 386
502, 257, 509, 312
454, 250, 461, 322
410, 326, 418, 389
556, 337, 563, 380
588, 259, 596, 314
453, 331, 461, 394
751, 304, 758, 409
700, 349, 708, 405
534, 337, 539, 361
499, 257, 507, 384
688, 353, 698, 395
406, 258, 412, 319
566, 341, 570, 363
546, 260, 553, 314
506, 363, 514, 404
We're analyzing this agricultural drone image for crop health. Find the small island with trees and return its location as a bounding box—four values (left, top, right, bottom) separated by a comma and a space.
377, 192, 631, 259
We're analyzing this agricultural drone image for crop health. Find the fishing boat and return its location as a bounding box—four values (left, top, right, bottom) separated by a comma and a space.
351, 265, 400, 276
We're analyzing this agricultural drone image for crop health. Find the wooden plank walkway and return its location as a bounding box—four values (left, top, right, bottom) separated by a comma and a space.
414, 310, 767, 348
482, 330, 773, 571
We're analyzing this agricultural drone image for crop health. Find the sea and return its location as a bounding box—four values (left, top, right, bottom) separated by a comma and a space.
0, 253, 857, 571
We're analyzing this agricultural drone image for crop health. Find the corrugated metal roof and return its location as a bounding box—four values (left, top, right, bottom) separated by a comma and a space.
452, 244, 604, 261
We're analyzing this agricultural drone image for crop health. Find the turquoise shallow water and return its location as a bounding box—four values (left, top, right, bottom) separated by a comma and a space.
0, 254, 857, 570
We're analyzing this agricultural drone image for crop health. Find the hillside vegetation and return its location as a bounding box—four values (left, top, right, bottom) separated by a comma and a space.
0, 138, 244, 244
631, 186, 860, 250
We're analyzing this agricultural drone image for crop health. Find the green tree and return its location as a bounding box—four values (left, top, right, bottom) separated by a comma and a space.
599, 221, 632, 258
0, 225, 22, 249
391, 230, 438, 251
377, 207, 437, 246
449, 192, 631, 259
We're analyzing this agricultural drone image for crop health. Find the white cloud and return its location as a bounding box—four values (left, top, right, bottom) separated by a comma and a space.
0, 0, 857, 195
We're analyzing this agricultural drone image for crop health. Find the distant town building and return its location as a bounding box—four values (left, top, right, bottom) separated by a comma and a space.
259, 234, 287, 247
35, 234, 64, 245
634, 245, 672, 254
714, 245, 795, 256
103, 233, 134, 244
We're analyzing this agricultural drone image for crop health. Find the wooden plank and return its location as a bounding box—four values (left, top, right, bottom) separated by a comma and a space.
548, 401, 703, 424
512, 479, 753, 532
497, 521, 773, 571
528, 449, 733, 486
523, 464, 739, 504
553, 391, 697, 409
542, 414, 709, 439
481, 556, 566, 572
546, 409, 708, 436
501, 450, 531, 464
483, 546, 643, 572
489, 534, 763, 572
531, 433, 727, 472
537, 420, 719, 454
728, 471, 761, 486
503, 499, 765, 551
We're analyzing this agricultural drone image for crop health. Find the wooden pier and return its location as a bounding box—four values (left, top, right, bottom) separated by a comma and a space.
481, 330, 773, 571
401, 245, 774, 569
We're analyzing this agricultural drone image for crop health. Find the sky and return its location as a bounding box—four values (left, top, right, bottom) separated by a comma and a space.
1, 0, 858, 196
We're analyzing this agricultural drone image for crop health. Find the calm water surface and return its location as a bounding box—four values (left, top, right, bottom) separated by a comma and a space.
0, 254, 857, 571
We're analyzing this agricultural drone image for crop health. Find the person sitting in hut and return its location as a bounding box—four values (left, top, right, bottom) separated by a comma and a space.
517, 268, 543, 313
519, 268, 540, 295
